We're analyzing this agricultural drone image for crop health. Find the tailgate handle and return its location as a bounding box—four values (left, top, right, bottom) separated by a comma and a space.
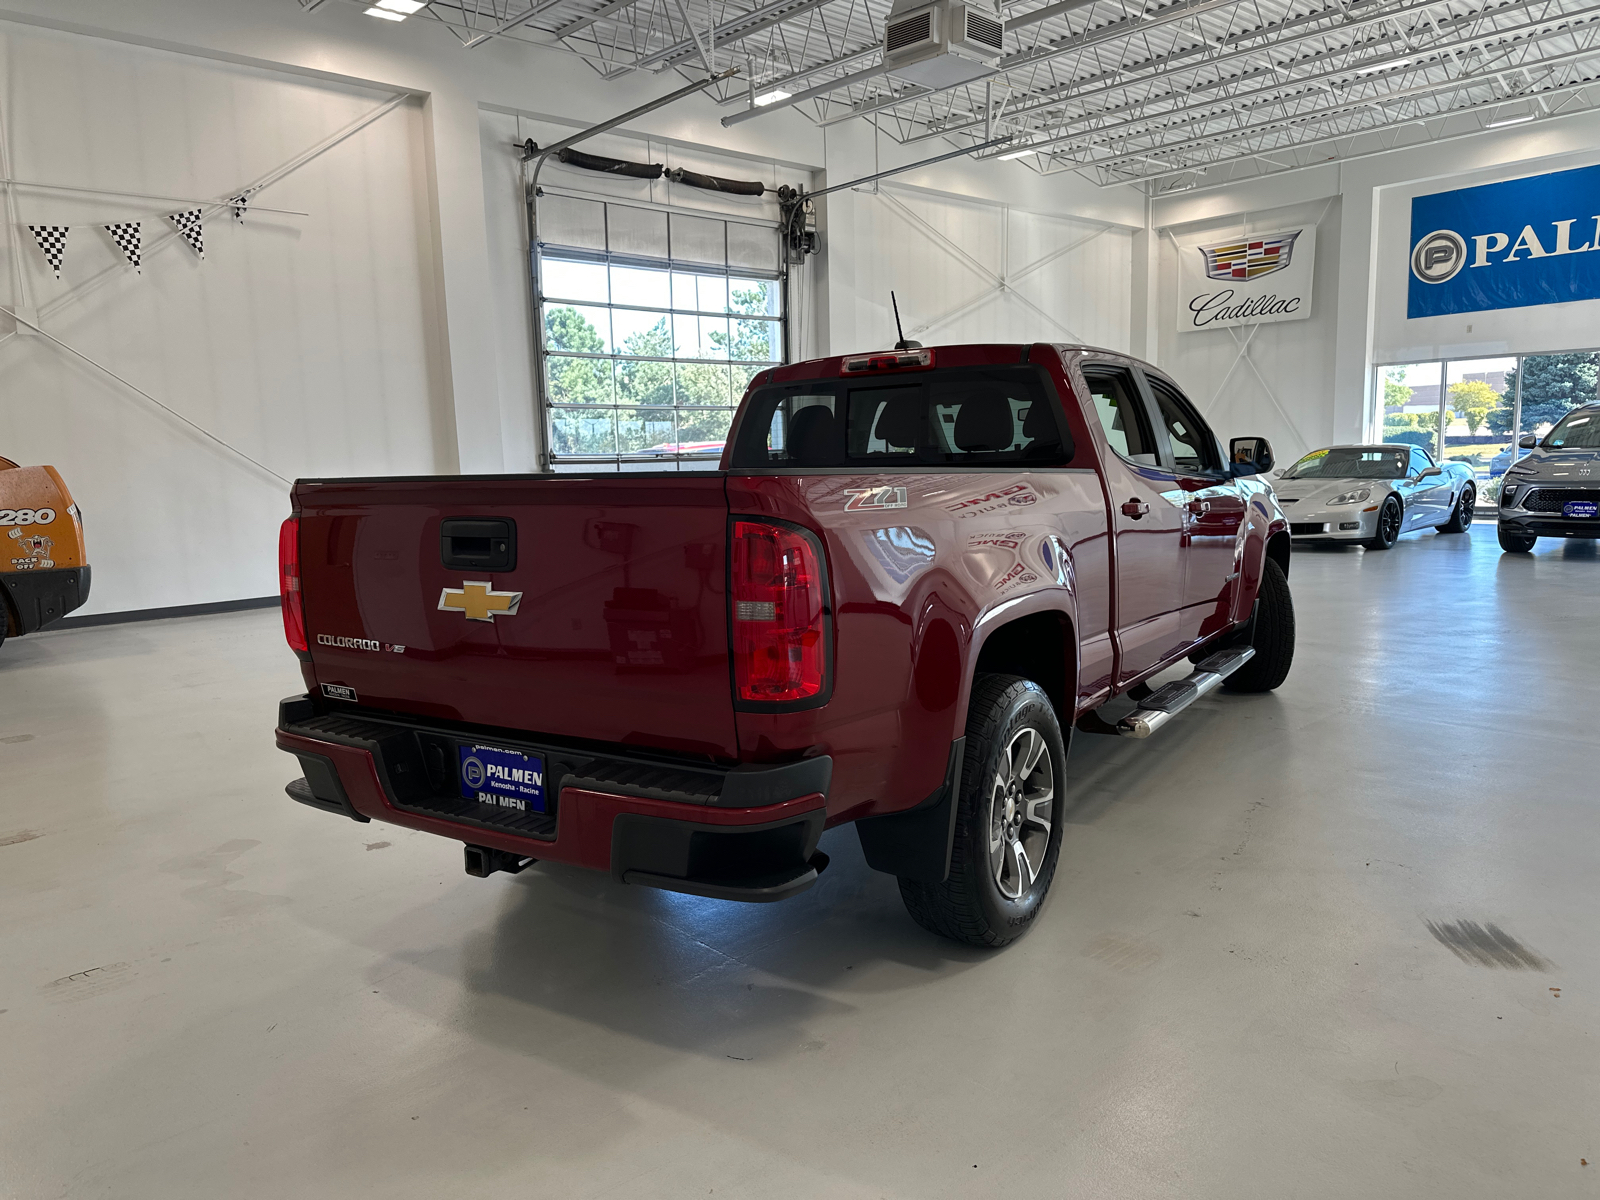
441, 518, 517, 571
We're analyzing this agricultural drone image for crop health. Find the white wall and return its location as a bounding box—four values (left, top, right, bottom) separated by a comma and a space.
1154, 196, 1342, 464
0, 20, 451, 615
821, 182, 1133, 356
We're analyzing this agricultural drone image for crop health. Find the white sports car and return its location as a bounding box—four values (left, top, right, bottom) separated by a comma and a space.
1273, 443, 1477, 550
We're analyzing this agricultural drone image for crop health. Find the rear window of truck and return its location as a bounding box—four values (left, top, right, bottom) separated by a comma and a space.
730, 366, 1075, 470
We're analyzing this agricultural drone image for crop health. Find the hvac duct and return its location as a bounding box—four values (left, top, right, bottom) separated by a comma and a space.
882, 0, 1003, 88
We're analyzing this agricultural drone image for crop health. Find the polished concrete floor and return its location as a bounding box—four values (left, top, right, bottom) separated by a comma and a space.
3, 527, 1596, 1198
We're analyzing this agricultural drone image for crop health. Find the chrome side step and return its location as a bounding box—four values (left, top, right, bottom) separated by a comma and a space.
1115, 647, 1255, 739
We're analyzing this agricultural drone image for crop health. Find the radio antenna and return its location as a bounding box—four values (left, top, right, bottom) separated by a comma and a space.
891, 291, 922, 351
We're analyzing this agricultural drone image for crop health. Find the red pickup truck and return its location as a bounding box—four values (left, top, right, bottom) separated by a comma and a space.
275, 343, 1292, 946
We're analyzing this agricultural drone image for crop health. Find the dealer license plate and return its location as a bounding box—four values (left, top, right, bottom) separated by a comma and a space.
1562, 499, 1598, 519
458, 743, 546, 814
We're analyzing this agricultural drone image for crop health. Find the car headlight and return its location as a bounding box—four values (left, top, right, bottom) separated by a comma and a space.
1329, 488, 1372, 506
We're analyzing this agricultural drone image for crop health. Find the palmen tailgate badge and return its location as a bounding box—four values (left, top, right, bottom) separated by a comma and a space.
439, 580, 522, 622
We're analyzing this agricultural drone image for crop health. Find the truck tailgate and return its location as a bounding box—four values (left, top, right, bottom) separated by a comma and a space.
295, 474, 737, 760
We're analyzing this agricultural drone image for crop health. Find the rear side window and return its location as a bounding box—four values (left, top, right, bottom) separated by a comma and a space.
731, 367, 1074, 469
1081, 367, 1156, 464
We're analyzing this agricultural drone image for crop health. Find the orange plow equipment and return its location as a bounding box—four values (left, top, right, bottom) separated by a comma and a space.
0, 456, 90, 647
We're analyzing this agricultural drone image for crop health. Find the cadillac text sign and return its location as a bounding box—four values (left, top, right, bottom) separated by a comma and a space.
1178, 226, 1316, 332
1409, 163, 1600, 318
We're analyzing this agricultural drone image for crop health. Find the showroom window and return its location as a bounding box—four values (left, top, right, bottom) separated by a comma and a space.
1373, 351, 1600, 500
534, 193, 785, 471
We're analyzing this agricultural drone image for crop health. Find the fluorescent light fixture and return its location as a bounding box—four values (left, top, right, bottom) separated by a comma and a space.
364, 5, 407, 17
753, 89, 793, 106
1357, 57, 1411, 74
378, 0, 427, 9
1487, 113, 1536, 128
999, 147, 1038, 160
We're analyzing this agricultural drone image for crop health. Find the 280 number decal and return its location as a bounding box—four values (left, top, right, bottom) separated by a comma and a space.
0, 508, 56, 527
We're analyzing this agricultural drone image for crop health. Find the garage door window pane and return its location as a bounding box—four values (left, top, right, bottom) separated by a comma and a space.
730, 278, 779, 315
611, 264, 671, 310
547, 355, 613, 404
542, 259, 609, 304
551, 407, 617, 455
618, 406, 677, 452
612, 308, 672, 358
616, 357, 673, 407
544, 304, 611, 354
677, 362, 731, 405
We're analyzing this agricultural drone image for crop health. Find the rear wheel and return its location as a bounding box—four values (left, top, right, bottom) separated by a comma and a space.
898, 675, 1065, 947
1498, 526, 1537, 553
1223, 557, 1295, 693
1439, 484, 1476, 533
1365, 495, 1402, 550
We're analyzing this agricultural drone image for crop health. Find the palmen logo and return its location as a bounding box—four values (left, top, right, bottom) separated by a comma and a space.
1201, 230, 1302, 281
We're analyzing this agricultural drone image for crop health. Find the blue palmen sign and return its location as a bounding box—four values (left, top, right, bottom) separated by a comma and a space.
1409, 163, 1600, 318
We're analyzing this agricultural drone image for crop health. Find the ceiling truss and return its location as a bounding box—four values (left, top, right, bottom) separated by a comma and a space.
305, 0, 1600, 191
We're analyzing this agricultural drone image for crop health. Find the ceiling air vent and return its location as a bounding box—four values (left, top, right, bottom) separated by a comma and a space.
962, 9, 1002, 50
886, 10, 935, 53
882, 0, 1003, 88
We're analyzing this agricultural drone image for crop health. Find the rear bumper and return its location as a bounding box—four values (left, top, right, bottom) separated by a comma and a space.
1, 565, 91, 634
275, 696, 831, 902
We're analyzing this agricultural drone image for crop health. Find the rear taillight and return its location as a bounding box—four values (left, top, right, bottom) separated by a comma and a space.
278, 516, 308, 655
730, 519, 829, 705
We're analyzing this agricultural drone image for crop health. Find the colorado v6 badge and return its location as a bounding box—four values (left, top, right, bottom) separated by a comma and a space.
438, 580, 522, 622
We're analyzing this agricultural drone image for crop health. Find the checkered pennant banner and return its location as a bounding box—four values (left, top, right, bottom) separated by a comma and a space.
27, 225, 69, 279
167, 207, 205, 259
230, 192, 249, 223
103, 221, 142, 272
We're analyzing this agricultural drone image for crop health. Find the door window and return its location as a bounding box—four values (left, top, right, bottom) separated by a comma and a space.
1408, 446, 1434, 475
1081, 367, 1156, 464
1145, 377, 1221, 473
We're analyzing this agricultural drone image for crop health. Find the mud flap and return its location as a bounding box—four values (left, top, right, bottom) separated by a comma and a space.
853, 738, 965, 884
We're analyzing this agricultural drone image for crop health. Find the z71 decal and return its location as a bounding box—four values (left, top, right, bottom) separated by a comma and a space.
844, 486, 909, 511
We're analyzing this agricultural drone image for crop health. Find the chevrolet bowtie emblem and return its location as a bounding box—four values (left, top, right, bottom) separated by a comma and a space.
438, 581, 522, 622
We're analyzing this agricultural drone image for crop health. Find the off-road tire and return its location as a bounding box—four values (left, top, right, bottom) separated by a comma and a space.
1364, 495, 1402, 550
1222, 557, 1294, 693
1498, 526, 1537, 553
898, 675, 1066, 948
1439, 484, 1476, 533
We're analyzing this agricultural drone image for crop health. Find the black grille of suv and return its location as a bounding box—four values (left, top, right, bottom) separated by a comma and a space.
1522, 487, 1600, 513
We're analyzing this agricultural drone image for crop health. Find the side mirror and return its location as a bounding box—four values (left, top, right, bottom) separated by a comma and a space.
1518, 433, 1539, 449
1230, 436, 1274, 477
1419, 465, 1443, 479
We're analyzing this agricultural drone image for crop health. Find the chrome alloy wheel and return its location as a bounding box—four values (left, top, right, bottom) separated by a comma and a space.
987, 727, 1055, 901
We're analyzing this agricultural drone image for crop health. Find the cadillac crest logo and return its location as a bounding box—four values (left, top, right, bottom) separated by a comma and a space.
1201, 230, 1302, 281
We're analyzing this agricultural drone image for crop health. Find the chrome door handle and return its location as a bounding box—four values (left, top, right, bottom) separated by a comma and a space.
1186, 499, 1210, 515
1121, 498, 1150, 519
